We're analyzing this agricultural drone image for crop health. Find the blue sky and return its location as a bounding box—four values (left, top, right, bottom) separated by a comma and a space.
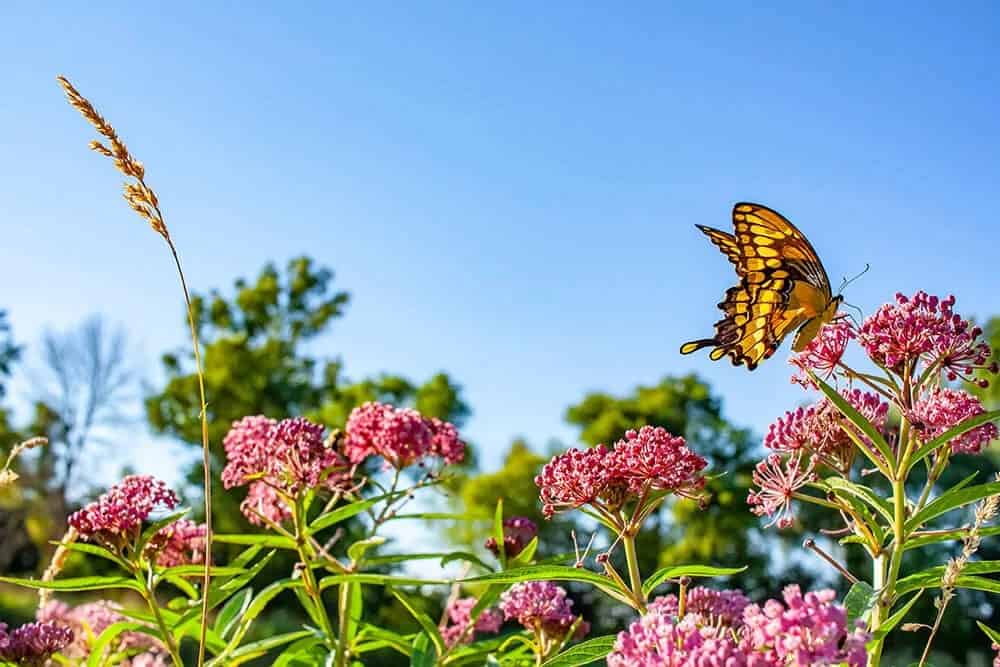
2, 2, 999, 485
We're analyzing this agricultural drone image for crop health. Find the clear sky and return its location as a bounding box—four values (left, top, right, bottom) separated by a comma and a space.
2, 2, 999, 485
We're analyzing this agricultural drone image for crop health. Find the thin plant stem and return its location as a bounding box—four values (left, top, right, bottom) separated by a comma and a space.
334, 581, 354, 667
166, 240, 214, 667
143, 585, 184, 666
293, 503, 337, 648
621, 532, 645, 612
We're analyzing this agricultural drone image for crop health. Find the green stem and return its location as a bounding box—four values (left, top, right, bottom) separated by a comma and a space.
622, 533, 646, 612
293, 503, 337, 650
870, 475, 908, 667
142, 585, 183, 666
334, 582, 354, 667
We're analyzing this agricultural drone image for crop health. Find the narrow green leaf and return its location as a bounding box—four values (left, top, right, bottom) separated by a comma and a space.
493, 498, 506, 568
540, 635, 616, 667
824, 477, 894, 526
872, 591, 922, 640
978, 621, 1000, 645
843, 582, 876, 624
642, 565, 747, 596
273, 637, 325, 666
391, 589, 445, 655
510, 537, 539, 567
410, 632, 437, 667
214, 588, 253, 639
137, 508, 190, 556
906, 481, 1000, 533
908, 410, 1000, 472
348, 536, 386, 565
225, 630, 316, 661
0, 575, 142, 593
385, 512, 490, 522
345, 581, 363, 645
896, 569, 1000, 597
57, 541, 130, 569
319, 574, 450, 589
354, 625, 413, 656
213, 533, 297, 549
86, 621, 148, 667
158, 564, 246, 578
308, 491, 404, 535
809, 370, 895, 472
905, 525, 1000, 551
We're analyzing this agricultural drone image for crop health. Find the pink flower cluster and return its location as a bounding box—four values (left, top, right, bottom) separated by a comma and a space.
765, 390, 888, 472
37, 600, 165, 663
499, 582, 588, 640
790, 319, 855, 387
68, 475, 179, 541
439, 597, 503, 648
149, 518, 207, 567
0, 621, 72, 666
609, 585, 868, 666
650, 587, 750, 627
485, 516, 538, 558
222, 416, 351, 525
910, 387, 998, 455
858, 291, 996, 383
535, 426, 707, 518
344, 402, 465, 468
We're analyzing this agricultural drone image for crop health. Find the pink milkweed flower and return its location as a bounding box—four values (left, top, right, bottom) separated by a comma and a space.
68, 475, 180, 542
909, 387, 998, 455
609, 612, 750, 667
343, 402, 466, 468
0, 621, 73, 666
499, 581, 587, 641
790, 318, 856, 388
535, 445, 622, 518
485, 516, 538, 558
222, 416, 352, 524
149, 518, 207, 567
858, 291, 997, 387
438, 597, 502, 648
765, 390, 888, 473
37, 599, 165, 663
747, 453, 816, 529
742, 585, 869, 667
610, 426, 708, 499
649, 587, 751, 628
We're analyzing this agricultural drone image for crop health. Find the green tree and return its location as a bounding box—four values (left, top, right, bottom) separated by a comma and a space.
145, 256, 469, 531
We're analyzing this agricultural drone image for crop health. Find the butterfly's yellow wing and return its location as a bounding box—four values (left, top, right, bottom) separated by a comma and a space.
680, 203, 838, 369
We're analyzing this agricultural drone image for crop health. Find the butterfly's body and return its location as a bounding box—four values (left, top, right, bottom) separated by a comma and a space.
680, 203, 841, 370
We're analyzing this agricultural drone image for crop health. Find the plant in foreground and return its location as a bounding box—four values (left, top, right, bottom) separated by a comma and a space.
748, 290, 1000, 666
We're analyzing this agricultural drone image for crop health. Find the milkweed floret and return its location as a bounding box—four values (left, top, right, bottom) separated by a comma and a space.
343, 402, 466, 468
0, 621, 74, 666
910, 387, 998, 455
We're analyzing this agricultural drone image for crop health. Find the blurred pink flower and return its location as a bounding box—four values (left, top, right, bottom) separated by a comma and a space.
150, 518, 207, 567
485, 516, 538, 558
438, 597, 502, 648
500, 581, 587, 640
910, 387, 998, 455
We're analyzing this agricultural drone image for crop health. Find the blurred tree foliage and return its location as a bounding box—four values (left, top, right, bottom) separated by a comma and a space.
145, 256, 469, 533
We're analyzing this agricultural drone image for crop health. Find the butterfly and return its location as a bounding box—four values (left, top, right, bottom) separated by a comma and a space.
679, 202, 842, 370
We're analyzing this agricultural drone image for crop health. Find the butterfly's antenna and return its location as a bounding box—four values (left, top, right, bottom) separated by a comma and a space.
841, 302, 864, 327
838, 263, 870, 294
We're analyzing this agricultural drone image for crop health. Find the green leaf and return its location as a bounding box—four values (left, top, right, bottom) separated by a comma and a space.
510, 537, 539, 567
896, 565, 1000, 597
978, 621, 1000, 645
410, 632, 437, 667
273, 637, 326, 666
872, 591, 922, 641
808, 370, 896, 472
824, 477, 894, 526
214, 588, 253, 639
348, 536, 386, 565
439, 551, 495, 573
57, 541, 130, 570
319, 574, 450, 589
463, 565, 632, 604
86, 621, 149, 667
540, 635, 616, 667
157, 564, 246, 578
908, 410, 1000, 472
224, 630, 317, 663
642, 565, 747, 596
493, 498, 506, 568
391, 589, 445, 655
0, 575, 142, 593
906, 481, 1000, 533
344, 581, 363, 646
213, 533, 297, 549
843, 582, 876, 624
137, 507, 190, 556
354, 625, 413, 656
308, 492, 404, 535
209, 578, 305, 665
905, 525, 1000, 551
386, 512, 490, 522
